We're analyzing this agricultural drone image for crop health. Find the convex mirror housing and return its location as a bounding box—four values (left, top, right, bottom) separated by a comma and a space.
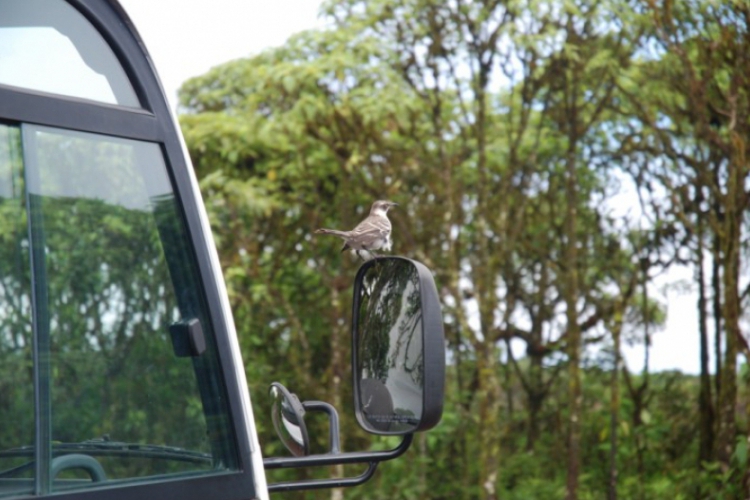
352, 257, 445, 435
269, 382, 310, 457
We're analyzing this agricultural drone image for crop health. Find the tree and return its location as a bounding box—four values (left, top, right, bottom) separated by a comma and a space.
616, 2, 750, 487
176, 0, 748, 497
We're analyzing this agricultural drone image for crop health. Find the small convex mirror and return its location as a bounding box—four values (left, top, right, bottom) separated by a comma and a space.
352, 257, 445, 435
269, 382, 310, 456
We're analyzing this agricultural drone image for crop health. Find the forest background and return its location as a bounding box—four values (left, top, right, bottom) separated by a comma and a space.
175, 0, 750, 498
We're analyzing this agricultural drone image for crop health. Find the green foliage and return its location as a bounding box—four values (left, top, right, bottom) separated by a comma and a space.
176, 0, 750, 497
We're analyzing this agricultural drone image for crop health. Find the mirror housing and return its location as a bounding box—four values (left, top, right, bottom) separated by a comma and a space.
269, 382, 310, 457
352, 257, 445, 435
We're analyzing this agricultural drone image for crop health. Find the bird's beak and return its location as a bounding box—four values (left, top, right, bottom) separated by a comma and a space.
390, 202, 399, 207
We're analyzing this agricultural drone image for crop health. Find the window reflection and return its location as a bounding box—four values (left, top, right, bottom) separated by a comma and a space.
0, 125, 239, 495
0, 124, 34, 498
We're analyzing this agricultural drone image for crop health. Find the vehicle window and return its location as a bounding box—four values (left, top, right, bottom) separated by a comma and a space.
0, 124, 238, 496
0, 124, 34, 498
0, 0, 140, 107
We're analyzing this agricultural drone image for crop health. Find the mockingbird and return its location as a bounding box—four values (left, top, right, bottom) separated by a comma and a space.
315, 200, 398, 260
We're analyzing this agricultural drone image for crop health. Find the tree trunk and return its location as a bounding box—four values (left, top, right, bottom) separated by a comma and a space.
621, 273, 651, 500
697, 225, 714, 469
622, 361, 647, 500
608, 311, 623, 500
329, 286, 346, 500
526, 354, 544, 451
564, 148, 581, 500
477, 344, 502, 500
715, 155, 742, 468
712, 234, 722, 413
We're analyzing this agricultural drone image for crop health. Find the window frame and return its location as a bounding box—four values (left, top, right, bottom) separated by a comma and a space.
0, 1, 263, 499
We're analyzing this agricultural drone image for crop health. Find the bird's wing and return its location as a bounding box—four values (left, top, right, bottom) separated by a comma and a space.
354, 231, 386, 247
350, 216, 391, 237
344, 217, 390, 249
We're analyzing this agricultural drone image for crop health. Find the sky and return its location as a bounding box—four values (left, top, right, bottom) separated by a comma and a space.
117, 1, 704, 375
118, 0, 327, 110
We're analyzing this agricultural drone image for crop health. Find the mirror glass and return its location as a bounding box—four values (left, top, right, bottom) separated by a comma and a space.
269, 383, 309, 457
355, 259, 424, 434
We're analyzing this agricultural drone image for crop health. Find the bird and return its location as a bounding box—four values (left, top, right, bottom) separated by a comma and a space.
315, 200, 398, 260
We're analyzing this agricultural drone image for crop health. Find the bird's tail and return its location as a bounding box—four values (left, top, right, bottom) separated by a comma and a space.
314, 228, 349, 238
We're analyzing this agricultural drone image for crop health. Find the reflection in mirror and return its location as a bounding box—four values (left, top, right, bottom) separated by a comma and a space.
355, 259, 425, 434
269, 383, 310, 457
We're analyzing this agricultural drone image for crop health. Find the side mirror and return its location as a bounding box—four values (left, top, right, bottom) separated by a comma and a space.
263, 257, 444, 493
352, 257, 445, 435
269, 382, 309, 457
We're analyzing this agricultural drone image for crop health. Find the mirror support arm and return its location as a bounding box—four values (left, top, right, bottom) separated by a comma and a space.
302, 401, 340, 454
267, 462, 378, 493
264, 435, 412, 492
263, 433, 413, 470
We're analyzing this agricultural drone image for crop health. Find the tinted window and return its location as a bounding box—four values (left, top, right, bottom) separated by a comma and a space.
0, 124, 238, 496
0, 0, 140, 107
0, 124, 34, 498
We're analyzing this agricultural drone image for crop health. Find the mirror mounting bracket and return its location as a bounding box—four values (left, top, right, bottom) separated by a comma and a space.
263, 434, 413, 492
301, 400, 340, 454
265, 381, 413, 492
267, 462, 379, 493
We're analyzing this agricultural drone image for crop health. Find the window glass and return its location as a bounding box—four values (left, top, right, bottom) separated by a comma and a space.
0, 124, 34, 498
0, 0, 140, 107
0, 125, 239, 497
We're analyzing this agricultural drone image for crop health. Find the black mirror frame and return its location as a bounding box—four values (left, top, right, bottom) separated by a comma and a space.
351, 256, 445, 435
